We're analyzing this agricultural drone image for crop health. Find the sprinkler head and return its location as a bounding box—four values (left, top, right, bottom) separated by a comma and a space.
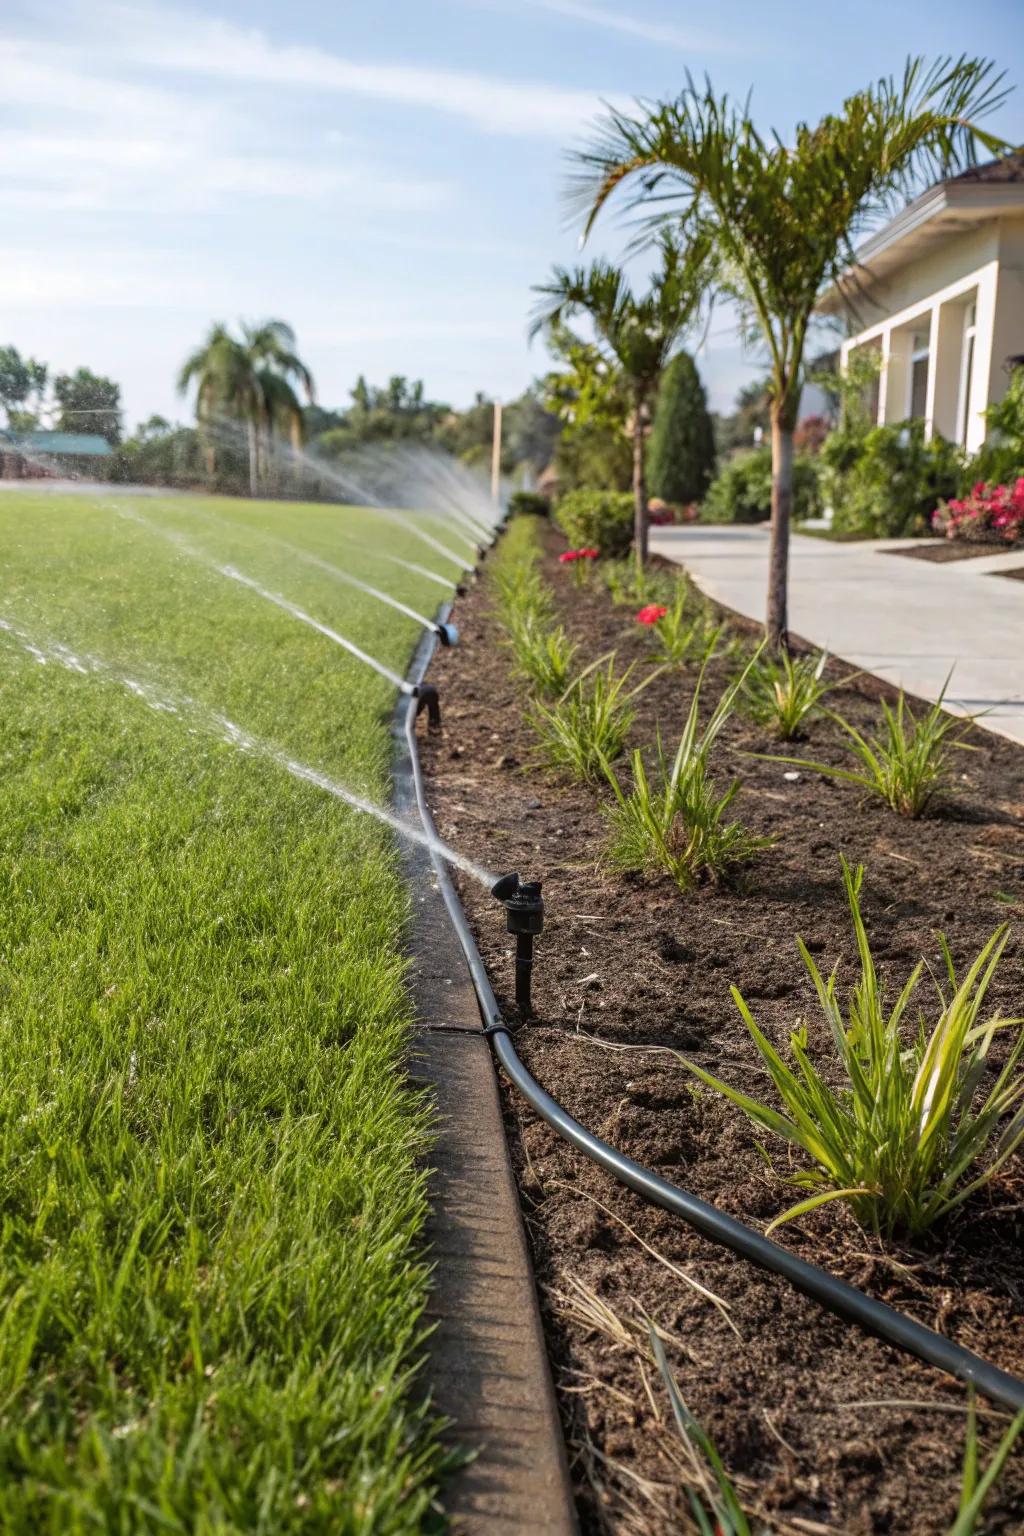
491, 872, 544, 1017
455, 582, 468, 597
414, 682, 441, 730
491, 871, 544, 936
435, 622, 459, 647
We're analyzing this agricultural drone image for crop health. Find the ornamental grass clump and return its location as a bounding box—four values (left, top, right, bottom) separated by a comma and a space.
743, 647, 835, 739
530, 653, 660, 782
601, 658, 770, 889
508, 617, 578, 698
637, 590, 724, 670
683, 858, 1024, 1238
766, 678, 973, 816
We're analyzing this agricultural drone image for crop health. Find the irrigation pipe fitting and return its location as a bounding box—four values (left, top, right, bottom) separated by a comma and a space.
397, 595, 1024, 1416
413, 682, 442, 731
435, 621, 459, 648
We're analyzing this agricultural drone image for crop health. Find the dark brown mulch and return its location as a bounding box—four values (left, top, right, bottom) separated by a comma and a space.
419, 522, 1024, 1536
886, 539, 1022, 563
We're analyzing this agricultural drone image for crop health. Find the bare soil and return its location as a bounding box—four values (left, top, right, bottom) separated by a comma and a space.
419, 521, 1024, 1535
887, 539, 1022, 563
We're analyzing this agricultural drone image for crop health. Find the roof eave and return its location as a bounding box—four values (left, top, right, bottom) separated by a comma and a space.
816, 182, 1024, 317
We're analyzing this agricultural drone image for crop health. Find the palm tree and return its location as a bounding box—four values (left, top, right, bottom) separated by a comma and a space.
573, 57, 1009, 647
530, 233, 713, 568
178, 319, 315, 496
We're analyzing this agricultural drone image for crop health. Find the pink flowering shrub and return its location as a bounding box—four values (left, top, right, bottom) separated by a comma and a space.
932, 480, 1024, 545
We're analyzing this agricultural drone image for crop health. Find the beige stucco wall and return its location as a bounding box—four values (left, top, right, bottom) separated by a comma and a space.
840, 214, 1024, 452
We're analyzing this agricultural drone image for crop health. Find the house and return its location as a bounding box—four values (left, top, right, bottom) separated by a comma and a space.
0, 430, 113, 479
817, 153, 1024, 453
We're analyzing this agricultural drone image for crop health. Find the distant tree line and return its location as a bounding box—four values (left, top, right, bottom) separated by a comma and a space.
0, 345, 123, 444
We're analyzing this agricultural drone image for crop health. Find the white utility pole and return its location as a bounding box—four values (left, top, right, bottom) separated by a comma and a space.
490, 398, 503, 504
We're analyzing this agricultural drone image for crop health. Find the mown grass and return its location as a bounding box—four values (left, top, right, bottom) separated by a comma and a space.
0, 488, 462, 1532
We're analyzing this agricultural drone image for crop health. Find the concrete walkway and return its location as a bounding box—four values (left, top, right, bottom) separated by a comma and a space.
650, 525, 1024, 745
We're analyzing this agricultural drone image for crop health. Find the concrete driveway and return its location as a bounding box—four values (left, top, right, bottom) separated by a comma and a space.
650, 524, 1024, 745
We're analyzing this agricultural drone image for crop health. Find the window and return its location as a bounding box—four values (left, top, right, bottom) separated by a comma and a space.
957, 302, 978, 448
909, 331, 930, 421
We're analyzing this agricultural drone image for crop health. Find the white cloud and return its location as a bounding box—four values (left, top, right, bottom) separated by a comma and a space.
487, 0, 739, 52
66, 0, 620, 139
0, 39, 453, 216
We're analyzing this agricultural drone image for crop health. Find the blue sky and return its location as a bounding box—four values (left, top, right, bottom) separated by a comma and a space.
2, 0, 1022, 430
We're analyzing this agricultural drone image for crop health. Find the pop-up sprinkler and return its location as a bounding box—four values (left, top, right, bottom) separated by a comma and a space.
414, 682, 441, 730
435, 621, 459, 647
491, 871, 544, 1017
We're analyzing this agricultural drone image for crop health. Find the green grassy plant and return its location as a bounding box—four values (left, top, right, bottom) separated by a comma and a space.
601, 659, 769, 889
949, 1391, 1024, 1535
601, 556, 678, 609
649, 1327, 752, 1535
0, 489, 453, 1530
683, 858, 1024, 1237
743, 647, 835, 739
508, 616, 579, 697
765, 679, 974, 815
530, 653, 660, 781
644, 589, 725, 670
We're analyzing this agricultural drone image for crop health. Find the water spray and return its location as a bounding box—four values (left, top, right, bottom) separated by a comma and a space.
109, 504, 452, 730
0, 615, 480, 876
490, 872, 545, 1018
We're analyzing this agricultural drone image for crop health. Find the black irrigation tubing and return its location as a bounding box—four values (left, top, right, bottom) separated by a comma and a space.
399, 560, 1024, 1417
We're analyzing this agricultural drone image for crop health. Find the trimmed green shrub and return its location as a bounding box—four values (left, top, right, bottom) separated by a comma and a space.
508, 490, 550, 518
647, 351, 716, 505
555, 489, 634, 556
820, 419, 961, 538
702, 446, 820, 524
962, 368, 1024, 491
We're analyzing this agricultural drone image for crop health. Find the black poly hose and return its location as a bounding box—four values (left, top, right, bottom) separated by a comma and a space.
401, 590, 1024, 1415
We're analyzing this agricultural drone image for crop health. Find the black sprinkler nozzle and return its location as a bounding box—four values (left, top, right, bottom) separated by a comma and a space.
435, 622, 459, 647
491, 871, 544, 1017
455, 582, 468, 597
414, 683, 441, 731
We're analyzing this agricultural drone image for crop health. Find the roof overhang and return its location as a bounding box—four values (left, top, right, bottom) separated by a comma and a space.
816, 182, 1024, 317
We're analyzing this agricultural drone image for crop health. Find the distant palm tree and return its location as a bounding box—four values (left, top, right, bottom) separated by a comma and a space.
178, 320, 315, 495
572, 57, 1009, 647
530, 234, 712, 567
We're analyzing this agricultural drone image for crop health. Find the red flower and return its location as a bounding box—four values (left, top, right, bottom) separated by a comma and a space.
580, 547, 599, 559
559, 550, 580, 563
636, 603, 668, 625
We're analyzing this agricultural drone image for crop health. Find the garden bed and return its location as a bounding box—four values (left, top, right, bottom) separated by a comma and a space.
420, 519, 1024, 1534
886, 540, 1023, 564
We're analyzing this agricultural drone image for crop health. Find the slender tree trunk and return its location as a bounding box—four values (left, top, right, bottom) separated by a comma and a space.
247, 417, 259, 498
632, 400, 648, 576
766, 402, 794, 651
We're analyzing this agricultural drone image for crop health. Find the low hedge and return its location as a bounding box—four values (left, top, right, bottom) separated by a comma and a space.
555, 489, 634, 556
508, 490, 550, 518
702, 446, 820, 524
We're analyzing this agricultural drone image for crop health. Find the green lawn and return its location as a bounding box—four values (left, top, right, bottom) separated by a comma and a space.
0, 489, 463, 1533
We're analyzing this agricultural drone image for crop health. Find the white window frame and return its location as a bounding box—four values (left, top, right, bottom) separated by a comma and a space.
906, 332, 931, 421
956, 301, 978, 449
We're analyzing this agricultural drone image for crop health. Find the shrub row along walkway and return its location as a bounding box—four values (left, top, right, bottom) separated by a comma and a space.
651, 525, 1024, 744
